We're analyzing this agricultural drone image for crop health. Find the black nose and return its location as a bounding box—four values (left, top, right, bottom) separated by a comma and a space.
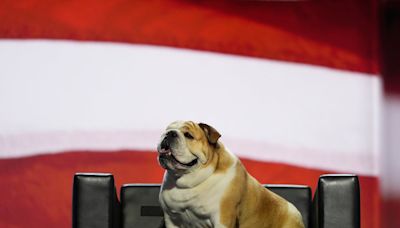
167, 131, 178, 138
160, 130, 178, 150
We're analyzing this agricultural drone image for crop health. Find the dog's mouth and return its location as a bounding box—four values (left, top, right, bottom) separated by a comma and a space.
158, 148, 198, 168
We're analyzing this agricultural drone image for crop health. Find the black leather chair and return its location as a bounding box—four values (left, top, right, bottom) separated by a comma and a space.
72, 173, 360, 228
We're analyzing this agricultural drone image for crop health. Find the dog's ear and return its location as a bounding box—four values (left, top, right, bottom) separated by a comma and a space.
199, 123, 221, 145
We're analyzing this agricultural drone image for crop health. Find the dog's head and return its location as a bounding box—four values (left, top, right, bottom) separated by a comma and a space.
157, 121, 221, 174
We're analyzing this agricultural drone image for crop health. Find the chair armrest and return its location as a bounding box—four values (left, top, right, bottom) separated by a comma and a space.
312, 174, 360, 228
73, 173, 120, 228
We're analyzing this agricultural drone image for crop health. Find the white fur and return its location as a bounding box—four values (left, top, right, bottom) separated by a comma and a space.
160, 156, 237, 228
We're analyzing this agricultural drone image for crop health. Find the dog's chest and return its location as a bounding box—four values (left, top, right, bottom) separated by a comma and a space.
169, 208, 213, 228
160, 173, 233, 227
162, 184, 221, 216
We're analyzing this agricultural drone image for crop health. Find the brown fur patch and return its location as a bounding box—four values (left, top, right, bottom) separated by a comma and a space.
220, 160, 304, 228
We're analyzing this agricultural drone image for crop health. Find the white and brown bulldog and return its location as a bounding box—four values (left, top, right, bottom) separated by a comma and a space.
157, 121, 304, 228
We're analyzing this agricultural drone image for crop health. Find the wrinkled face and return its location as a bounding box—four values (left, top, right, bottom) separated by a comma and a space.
157, 121, 220, 174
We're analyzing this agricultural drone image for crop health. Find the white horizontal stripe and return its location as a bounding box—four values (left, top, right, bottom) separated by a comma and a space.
0, 40, 381, 175
0, 131, 376, 175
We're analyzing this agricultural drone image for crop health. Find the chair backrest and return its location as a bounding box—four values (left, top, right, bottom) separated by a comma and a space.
121, 184, 163, 228
73, 173, 120, 228
265, 184, 311, 228
121, 184, 311, 228
312, 174, 360, 228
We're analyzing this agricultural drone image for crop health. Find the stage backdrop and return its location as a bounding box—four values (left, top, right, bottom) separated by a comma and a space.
0, 1, 382, 227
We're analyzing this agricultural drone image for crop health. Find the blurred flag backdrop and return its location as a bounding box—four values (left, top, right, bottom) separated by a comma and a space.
0, 1, 382, 228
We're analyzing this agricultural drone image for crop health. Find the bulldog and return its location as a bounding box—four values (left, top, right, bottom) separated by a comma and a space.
157, 121, 304, 228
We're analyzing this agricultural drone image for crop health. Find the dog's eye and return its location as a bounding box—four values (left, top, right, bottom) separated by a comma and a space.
184, 132, 194, 139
